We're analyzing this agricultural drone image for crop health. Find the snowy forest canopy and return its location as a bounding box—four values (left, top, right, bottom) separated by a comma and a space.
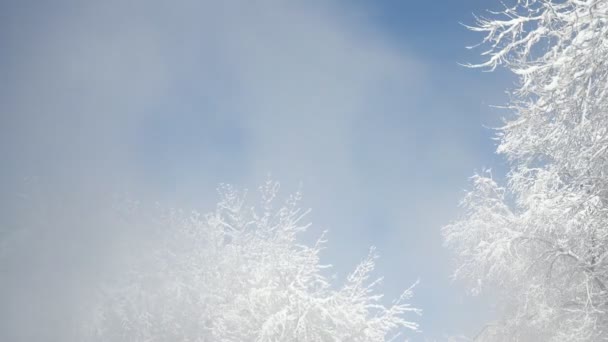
1, 0, 608, 341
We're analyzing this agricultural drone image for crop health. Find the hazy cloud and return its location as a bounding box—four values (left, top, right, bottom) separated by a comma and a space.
0, 1, 509, 340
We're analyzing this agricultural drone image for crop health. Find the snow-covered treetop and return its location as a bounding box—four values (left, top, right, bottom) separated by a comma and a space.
470, 0, 608, 167
445, 1, 608, 340
87, 180, 420, 341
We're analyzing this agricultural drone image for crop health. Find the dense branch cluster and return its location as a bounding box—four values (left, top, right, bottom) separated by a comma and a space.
88, 181, 419, 341
445, 0, 608, 340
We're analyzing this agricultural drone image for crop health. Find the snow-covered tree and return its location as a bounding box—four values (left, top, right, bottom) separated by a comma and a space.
444, 0, 608, 340
87, 181, 419, 341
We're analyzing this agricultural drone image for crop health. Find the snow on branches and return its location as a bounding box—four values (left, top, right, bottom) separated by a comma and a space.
87, 181, 419, 341
445, 0, 608, 340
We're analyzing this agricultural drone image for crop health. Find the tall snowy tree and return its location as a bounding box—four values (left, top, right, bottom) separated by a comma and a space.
444, 0, 608, 340
87, 181, 419, 341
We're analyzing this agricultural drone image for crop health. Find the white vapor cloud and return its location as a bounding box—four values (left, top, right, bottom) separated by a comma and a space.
0, 0, 508, 340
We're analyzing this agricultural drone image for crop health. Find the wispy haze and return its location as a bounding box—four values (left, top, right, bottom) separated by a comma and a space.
1, 0, 511, 340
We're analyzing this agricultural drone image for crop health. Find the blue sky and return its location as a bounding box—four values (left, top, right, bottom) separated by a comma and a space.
0, 0, 514, 340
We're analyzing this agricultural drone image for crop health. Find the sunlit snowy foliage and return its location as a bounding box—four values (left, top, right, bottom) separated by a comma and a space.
445, 0, 608, 340
88, 181, 419, 341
